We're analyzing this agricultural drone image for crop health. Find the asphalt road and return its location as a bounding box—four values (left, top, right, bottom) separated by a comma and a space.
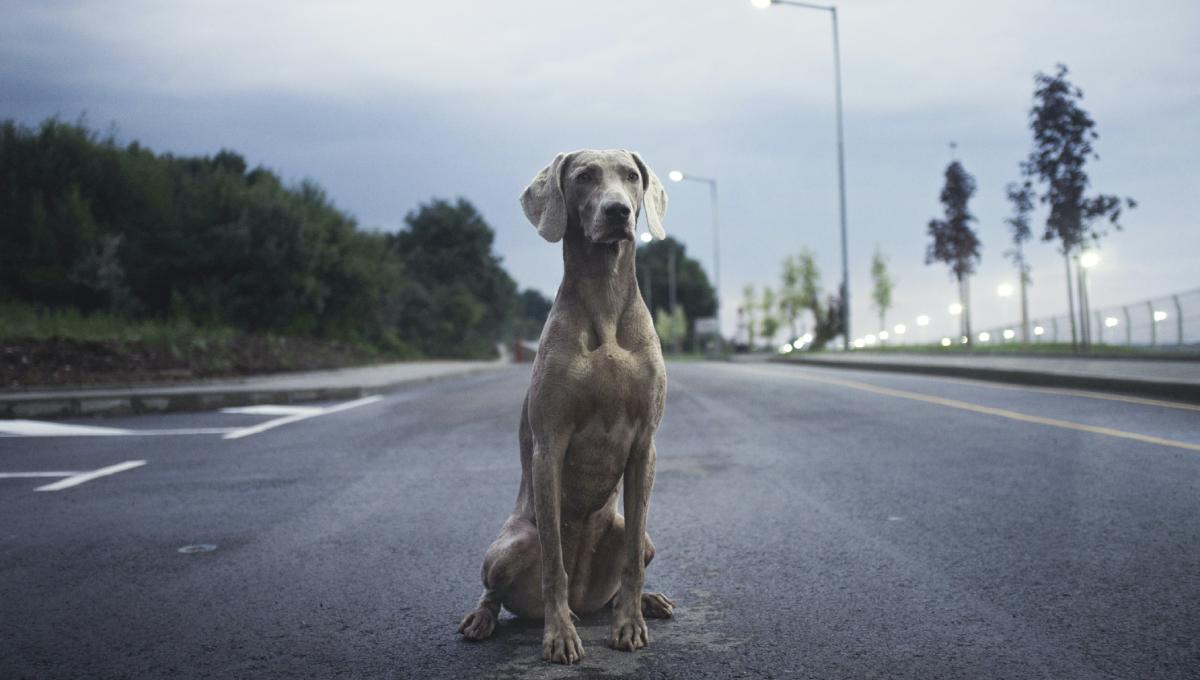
2, 361, 1199, 679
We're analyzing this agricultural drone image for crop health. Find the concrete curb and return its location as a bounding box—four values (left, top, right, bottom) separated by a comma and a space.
774, 356, 1200, 403
0, 364, 505, 420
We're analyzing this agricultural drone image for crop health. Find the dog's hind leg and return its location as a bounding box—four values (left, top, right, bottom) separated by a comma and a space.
459, 517, 542, 640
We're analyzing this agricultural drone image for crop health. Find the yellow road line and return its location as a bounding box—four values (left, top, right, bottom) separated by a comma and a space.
741, 366, 1200, 454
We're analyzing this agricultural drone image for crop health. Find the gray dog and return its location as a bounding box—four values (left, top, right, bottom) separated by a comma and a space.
457, 150, 675, 664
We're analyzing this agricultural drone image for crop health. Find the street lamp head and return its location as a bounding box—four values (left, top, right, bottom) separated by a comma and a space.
750, 0, 773, 8
668, 170, 684, 183
997, 283, 1014, 298
916, 315, 930, 327
1080, 250, 1101, 269
948, 303, 963, 316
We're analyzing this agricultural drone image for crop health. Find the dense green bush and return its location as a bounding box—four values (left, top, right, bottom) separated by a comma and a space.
0, 117, 540, 358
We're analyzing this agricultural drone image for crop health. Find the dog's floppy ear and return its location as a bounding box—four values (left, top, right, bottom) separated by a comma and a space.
630, 151, 667, 240
520, 152, 574, 243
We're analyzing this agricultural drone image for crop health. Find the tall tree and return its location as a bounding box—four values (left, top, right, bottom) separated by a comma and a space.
926, 160, 982, 345
1018, 64, 1135, 348
779, 255, 802, 340
869, 245, 894, 337
740, 283, 757, 349
1004, 182, 1035, 342
637, 236, 716, 347
759, 286, 779, 347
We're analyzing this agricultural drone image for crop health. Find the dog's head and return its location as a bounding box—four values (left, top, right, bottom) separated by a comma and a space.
521, 149, 667, 244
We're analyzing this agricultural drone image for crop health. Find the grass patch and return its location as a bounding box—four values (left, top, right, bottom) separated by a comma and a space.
0, 301, 236, 344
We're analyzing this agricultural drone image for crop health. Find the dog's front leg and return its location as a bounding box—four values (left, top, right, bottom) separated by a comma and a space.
532, 431, 584, 664
611, 438, 656, 652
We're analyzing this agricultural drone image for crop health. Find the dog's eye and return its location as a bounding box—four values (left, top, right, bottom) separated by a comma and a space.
577, 172, 592, 182
627, 171, 639, 182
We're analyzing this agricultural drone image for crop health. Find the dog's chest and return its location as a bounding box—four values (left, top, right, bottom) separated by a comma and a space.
556, 345, 663, 514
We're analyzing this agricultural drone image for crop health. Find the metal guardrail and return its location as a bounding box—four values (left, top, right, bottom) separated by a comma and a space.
975, 287, 1200, 348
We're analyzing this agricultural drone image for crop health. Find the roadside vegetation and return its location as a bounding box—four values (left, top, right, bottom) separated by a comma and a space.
1, 117, 551, 384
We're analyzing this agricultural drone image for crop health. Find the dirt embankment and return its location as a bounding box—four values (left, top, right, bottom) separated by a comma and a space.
1, 336, 377, 389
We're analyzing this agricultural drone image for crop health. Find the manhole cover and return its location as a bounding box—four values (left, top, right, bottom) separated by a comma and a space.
177, 544, 218, 554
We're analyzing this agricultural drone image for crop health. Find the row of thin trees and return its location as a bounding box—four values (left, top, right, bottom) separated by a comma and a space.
926, 64, 1135, 348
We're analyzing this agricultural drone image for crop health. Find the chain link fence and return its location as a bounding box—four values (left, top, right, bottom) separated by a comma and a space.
973, 287, 1200, 348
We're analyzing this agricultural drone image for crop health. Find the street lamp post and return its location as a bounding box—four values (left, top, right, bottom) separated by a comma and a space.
667, 171, 721, 348
752, 0, 851, 350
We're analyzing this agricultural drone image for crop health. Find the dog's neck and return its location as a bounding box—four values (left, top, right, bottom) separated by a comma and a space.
559, 223, 641, 346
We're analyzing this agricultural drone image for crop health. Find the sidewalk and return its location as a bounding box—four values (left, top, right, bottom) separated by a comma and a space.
777, 351, 1200, 402
0, 360, 509, 419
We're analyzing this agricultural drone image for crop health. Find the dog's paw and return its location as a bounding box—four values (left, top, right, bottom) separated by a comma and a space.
458, 608, 497, 640
641, 591, 675, 619
542, 616, 585, 664
610, 611, 649, 652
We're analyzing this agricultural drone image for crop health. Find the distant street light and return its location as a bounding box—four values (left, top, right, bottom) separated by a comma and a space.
1034, 325, 1045, 336
949, 303, 963, 316
893, 324, 906, 335
1104, 316, 1119, 328
997, 283, 1014, 298
1153, 310, 1168, 322
667, 170, 722, 345
915, 315, 930, 326
1003, 329, 1016, 340
1077, 249, 1100, 346
878, 330, 889, 341
978, 331, 991, 342
750, 0, 851, 350
940, 337, 952, 347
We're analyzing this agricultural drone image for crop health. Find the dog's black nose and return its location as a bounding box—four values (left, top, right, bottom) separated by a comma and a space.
603, 202, 632, 221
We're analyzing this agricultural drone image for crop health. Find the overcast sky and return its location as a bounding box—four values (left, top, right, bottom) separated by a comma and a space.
4, 0, 1198, 340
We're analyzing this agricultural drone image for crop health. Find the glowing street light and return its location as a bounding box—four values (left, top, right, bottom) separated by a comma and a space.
1104, 316, 1119, 328
893, 324, 906, 335
915, 315, 930, 327
978, 331, 991, 342
1153, 310, 1168, 322
878, 330, 889, 341
1034, 325, 1045, 336
997, 283, 1014, 298
948, 303, 963, 316
940, 337, 952, 347
1002, 329, 1016, 340
1079, 250, 1101, 269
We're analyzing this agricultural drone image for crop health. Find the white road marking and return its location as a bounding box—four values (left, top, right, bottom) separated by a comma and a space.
0, 420, 234, 437
0, 396, 383, 441
32, 460, 147, 491
0, 420, 136, 436
221, 395, 383, 440
220, 405, 323, 416
0, 471, 81, 478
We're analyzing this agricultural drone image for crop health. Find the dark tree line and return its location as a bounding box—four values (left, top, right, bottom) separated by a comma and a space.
0, 117, 546, 358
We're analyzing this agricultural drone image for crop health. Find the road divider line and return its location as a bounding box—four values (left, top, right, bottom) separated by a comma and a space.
745, 366, 1200, 453
34, 460, 147, 491
222, 395, 383, 440
875, 372, 1200, 413
0, 471, 81, 478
